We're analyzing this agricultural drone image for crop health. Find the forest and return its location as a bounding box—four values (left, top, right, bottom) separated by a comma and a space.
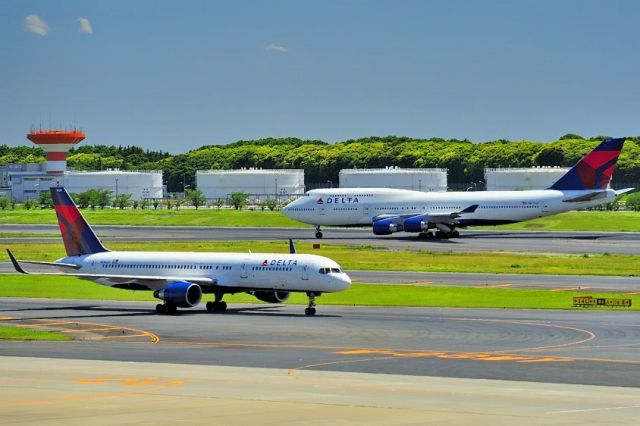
1, 134, 639, 192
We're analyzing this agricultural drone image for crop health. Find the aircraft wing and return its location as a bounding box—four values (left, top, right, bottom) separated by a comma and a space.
7, 249, 216, 290
373, 204, 479, 225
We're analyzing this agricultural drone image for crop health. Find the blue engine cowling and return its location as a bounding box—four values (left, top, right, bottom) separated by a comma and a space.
403, 216, 429, 233
372, 219, 403, 235
154, 281, 202, 308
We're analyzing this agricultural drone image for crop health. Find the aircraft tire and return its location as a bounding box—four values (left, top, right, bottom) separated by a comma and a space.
156, 304, 165, 314
305, 307, 316, 316
315, 231, 323, 239
215, 301, 227, 312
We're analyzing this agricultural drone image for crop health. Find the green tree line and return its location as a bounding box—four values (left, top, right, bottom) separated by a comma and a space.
2, 135, 640, 192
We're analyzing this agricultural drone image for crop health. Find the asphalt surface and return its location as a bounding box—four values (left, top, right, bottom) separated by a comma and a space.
2, 298, 640, 388
2, 224, 640, 254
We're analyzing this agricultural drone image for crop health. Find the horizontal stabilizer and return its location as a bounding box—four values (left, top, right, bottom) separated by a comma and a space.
562, 191, 607, 203
615, 188, 635, 196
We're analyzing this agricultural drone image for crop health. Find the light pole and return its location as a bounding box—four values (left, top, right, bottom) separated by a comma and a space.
115, 178, 119, 198
275, 178, 278, 203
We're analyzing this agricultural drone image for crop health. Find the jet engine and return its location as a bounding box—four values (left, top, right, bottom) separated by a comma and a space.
154, 281, 202, 308
252, 291, 291, 303
372, 219, 403, 235
402, 216, 430, 232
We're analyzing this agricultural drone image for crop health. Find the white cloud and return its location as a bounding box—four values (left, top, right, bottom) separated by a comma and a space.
24, 14, 49, 36
266, 43, 287, 53
77, 17, 93, 34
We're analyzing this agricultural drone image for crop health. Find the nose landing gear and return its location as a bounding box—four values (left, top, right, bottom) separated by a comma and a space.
314, 225, 323, 239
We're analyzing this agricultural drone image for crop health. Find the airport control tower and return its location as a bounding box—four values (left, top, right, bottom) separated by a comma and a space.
27, 128, 86, 174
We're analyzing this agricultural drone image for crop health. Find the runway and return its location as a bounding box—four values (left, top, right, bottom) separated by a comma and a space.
2, 224, 640, 254
2, 298, 640, 388
3, 298, 640, 423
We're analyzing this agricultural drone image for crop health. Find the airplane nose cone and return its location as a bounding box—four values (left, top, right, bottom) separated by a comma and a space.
337, 273, 351, 291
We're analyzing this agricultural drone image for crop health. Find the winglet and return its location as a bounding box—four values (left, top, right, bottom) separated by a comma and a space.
6, 249, 27, 274
289, 239, 296, 254
460, 204, 479, 214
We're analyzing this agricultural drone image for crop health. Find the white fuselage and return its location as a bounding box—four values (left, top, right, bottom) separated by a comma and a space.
283, 188, 617, 227
57, 251, 351, 293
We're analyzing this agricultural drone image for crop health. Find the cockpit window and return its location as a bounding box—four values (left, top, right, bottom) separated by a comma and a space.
319, 267, 342, 274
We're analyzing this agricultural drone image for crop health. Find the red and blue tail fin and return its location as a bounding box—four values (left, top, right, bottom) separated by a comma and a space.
548, 138, 625, 191
50, 187, 109, 256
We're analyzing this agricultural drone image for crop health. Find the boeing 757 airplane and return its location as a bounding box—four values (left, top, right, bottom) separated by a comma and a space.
284, 138, 632, 239
8, 187, 350, 315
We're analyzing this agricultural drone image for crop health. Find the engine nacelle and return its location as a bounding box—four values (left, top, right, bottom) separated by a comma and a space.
372, 219, 403, 235
252, 291, 291, 304
403, 216, 429, 233
154, 281, 202, 308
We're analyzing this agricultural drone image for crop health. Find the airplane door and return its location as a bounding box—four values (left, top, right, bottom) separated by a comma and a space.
362, 205, 369, 217
319, 206, 325, 216
302, 264, 309, 280
542, 203, 550, 213
241, 262, 248, 279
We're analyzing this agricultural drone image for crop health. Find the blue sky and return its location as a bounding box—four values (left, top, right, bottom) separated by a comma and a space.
2, 0, 639, 152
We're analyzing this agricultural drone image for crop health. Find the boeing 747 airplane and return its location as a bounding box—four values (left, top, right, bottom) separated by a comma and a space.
8, 187, 350, 315
284, 138, 632, 239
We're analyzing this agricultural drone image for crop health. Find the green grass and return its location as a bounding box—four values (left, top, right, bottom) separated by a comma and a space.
1, 208, 640, 231
0, 324, 71, 341
3, 241, 639, 277
0, 208, 301, 227
476, 210, 640, 232
0, 275, 636, 311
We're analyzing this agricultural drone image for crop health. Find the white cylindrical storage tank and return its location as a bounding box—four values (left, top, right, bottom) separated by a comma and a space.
484, 167, 570, 191
339, 168, 447, 192
64, 170, 164, 199
196, 169, 305, 201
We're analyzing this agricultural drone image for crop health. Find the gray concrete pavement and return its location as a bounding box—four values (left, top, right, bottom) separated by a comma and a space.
2, 356, 640, 425
2, 298, 640, 388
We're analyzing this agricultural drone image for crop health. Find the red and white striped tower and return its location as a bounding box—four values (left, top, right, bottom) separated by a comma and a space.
26, 129, 86, 174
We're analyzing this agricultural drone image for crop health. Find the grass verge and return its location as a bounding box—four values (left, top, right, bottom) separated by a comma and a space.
0, 208, 301, 227
0, 324, 71, 341
2, 241, 638, 277
0, 275, 636, 311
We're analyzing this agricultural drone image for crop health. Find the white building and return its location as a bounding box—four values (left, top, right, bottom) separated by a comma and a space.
484, 167, 570, 191
3, 166, 163, 202
339, 167, 447, 192
196, 169, 305, 201
65, 170, 163, 200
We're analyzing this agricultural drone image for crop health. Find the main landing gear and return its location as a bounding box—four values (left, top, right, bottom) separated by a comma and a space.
315, 225, 323, 239
305, 291, 317, 316
418, 230, 460, 240
156, 303, 177, 315
206, 292, 227, 313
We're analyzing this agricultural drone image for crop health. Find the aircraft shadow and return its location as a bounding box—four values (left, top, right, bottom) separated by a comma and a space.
1, 304, 341, 320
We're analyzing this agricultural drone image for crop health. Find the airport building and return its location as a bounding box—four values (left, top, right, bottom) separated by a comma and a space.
0, 129, 164, 202
339, 167, 448, 192
484, 167, 570, 191
196, 169, 305, 202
